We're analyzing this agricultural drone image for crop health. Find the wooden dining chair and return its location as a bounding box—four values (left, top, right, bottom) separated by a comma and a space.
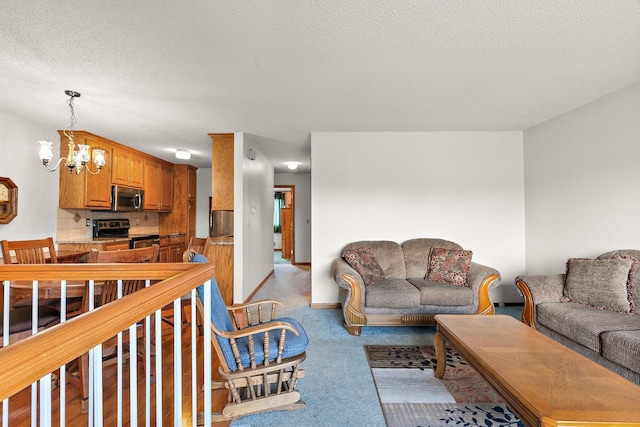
0, 237, 58, 264
0, 236, 72, 321
182, 236, 210, 262
71, 244, 160, 412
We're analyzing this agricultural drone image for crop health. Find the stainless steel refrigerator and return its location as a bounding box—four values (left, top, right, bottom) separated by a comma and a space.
210, 208, 234, 237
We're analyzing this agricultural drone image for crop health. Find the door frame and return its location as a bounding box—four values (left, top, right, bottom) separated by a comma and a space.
274, 185, 295, 264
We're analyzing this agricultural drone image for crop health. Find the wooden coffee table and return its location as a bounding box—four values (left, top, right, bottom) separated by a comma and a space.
434, 314, 640, 427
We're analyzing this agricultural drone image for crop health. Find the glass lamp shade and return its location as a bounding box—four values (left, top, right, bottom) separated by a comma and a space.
93, 149, 106, 168
77, 144, 91, 164
38, 141, 54, 162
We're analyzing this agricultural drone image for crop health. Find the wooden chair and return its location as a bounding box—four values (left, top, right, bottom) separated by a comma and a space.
193, 253, 308, 422
72, 244, 160, 412
0, 237, 69, 331
182, 236, 210, 262
0, 237, 58, 264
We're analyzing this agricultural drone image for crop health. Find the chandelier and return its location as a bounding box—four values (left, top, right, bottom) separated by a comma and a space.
38, 90, 106, 174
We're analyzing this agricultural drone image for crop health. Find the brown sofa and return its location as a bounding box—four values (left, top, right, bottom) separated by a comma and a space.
331, 238, 501, 335
516, 249, 640, 386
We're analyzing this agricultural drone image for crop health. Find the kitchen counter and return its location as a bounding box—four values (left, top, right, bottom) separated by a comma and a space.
57, 237, 130, 244
57, 238, 130, 253
208, 236, 234, 246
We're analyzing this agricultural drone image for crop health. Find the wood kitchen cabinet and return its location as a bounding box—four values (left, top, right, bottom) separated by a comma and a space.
58, 131, 113, 210
158, 234, 185, 262
209, 133, 234, 210
143, 157, 173, 211
59, 131, 181, 210
112, 146, 144, 188
158, 236, 170, 262
159, 164, 197, 243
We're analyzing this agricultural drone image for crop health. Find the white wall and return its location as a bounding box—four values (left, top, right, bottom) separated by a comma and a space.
196, 167, 212, 238
0, 111, 59, 242
311, 131, 526, 305
236, 133, 275, 302
275, 172, 311, 263
523, 81, 640, 274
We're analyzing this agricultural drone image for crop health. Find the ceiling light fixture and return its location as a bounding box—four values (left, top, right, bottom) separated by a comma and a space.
286, 162, 299, 170
175, 148, 191, 160
38, 90, 105, 175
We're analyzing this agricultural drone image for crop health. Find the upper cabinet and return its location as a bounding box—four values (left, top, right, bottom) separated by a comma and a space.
159, 164, 197, 241
209, 133, 234, 210
58, 131, 113, 209
112, 146, 144, 188
58, 131, 175, 211
144, 157, 173, 211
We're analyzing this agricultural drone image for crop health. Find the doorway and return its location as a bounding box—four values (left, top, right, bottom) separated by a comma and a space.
274, 185, 295, 264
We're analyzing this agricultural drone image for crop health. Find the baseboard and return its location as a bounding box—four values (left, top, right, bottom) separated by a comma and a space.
310, 303, 341, 309
243, 269, 275, 303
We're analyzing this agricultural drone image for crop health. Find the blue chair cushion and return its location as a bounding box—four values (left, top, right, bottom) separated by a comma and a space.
193, 254, 308, 372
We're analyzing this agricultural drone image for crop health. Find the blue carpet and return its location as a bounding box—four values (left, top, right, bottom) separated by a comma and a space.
230, 264, 523, 426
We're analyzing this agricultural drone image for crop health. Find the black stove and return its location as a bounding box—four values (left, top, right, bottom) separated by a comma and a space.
92, 219, 159, 248
92, 219, 130, 238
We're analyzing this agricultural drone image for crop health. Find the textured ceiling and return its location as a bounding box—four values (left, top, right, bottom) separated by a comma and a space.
1, 1, 639, 172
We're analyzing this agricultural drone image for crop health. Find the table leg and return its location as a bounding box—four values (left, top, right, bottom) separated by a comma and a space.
434, 331, 446, 379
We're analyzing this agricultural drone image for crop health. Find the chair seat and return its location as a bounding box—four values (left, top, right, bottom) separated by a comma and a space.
220, 317, 309, 371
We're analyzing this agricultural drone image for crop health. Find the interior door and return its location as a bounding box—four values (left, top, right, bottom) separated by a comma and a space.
281, 207, 292, 259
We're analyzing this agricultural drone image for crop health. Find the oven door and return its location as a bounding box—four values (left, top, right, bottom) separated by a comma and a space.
130, 237, 160, 249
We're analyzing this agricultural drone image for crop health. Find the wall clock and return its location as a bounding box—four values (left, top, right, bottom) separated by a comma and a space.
0, 177, 18, 224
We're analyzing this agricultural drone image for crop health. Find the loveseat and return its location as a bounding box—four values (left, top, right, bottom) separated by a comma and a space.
331, 238, 501, 335
516, 249, 640, 386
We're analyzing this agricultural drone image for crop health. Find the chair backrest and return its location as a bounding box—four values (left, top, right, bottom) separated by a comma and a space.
86, 245, 160, 308
182, 236, 210, 262
190, 253, 236, 371
0, 237, 58, 264
196, 278, 237, 372
87, 244, 159, 263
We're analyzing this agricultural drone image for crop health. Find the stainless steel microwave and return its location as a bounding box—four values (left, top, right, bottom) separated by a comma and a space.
111, 185, 144, 212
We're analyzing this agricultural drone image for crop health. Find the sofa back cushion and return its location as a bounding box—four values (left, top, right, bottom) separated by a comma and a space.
564, 257, 636, 314
598, 249, 640, 311
402, 238, 462, 279
342, 241, 406, 279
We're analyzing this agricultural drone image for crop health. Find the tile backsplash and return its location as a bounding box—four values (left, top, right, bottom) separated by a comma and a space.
57, 208, 160, 241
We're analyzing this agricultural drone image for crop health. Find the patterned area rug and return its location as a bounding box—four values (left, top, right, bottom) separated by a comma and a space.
365, 345, 524, 427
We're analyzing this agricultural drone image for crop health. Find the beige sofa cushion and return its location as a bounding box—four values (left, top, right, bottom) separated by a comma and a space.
564, 257, 636, 313
365, 279, 420, 308
343, 240, 406, 279
401, 238, 462, 279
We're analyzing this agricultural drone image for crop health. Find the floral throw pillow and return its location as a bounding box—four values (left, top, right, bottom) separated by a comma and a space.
426, 247, 473, 286
342, 246, 385, 286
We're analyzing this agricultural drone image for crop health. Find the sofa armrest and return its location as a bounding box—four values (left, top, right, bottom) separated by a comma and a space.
515, 274, 565, 328
331, 258, 367, 335
467, 262, 501, 315
332, 258, 365, 290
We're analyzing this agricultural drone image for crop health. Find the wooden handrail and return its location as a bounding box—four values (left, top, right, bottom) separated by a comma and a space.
0, 262, 216, 401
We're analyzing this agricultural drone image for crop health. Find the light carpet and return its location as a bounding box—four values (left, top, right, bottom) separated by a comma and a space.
366, 345, 524, 427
